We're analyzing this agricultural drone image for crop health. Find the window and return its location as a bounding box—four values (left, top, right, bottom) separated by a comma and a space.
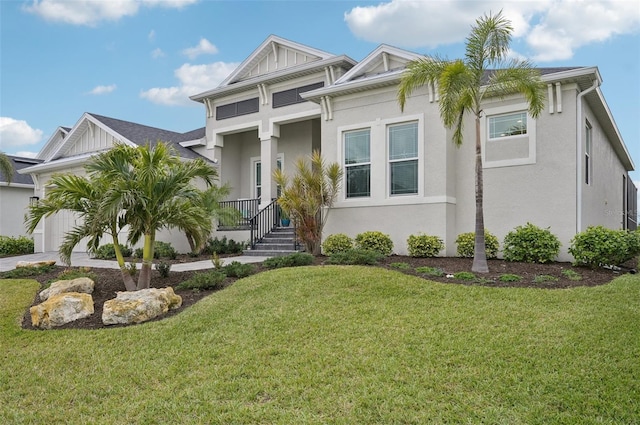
272, 82, 324, 108
489, 112, 527, 139
388, 122, 418, 195
254, 158, 282, 199
585, 120, 592, 184
216, 98, 259, 120
344, 129, 371, 198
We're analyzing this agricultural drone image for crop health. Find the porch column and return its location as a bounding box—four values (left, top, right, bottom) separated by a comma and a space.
260, 134, 278, 209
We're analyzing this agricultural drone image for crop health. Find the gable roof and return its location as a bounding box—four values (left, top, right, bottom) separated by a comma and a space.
190, 35, 356, 102
0, 155, 42, 186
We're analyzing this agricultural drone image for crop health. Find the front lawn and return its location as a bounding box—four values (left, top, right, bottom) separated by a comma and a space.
1, 266, 638, 424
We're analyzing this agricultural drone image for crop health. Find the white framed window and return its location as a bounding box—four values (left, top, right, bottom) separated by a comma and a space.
388, 122, 418, 196
252, 156, 282, 199
585, 119, 592, 185
344, 129, 371, 198
489, 112, 527, 139
482, 105, 536, 168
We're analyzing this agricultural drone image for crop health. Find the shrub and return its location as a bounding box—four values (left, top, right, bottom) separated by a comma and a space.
503, 223, 560, 263
561, 269, 582, 281
453, 271, 475, 281
134, 247, 143, 258
569, 226, 636, 268
154, 241, 177, 259
534, 275, 558, 283
155, 261, 171, 278
177, 270, 226, 291
415, 266, 444, 277
455, 230, 499, 259
389, 262, 411, 270
126, 262, 137, 277
93, 243, 132, 259
54, 267, 97, 282
499, 274, 522, 282
0, 236, 34, 256
0, 264, 55, 279
322, 233, 354, 255
203, 236, 246, 255
407, 233, 444, 258
354, 231, 393, 256
263, 252, 314, 269
326, 249, 383, 265
223, 261, 255, 278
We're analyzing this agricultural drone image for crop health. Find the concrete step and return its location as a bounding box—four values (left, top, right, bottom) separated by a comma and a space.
243, 249, 299, 257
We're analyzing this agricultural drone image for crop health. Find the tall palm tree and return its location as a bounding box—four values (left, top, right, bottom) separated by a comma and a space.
25, 173, 137, 291
397, 10, 545, 272
92, 142, 219, 289
273, 150, 343, 255
0, 152, 14, 184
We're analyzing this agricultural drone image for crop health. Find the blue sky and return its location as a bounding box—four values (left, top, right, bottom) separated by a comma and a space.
1, 0, 639, 182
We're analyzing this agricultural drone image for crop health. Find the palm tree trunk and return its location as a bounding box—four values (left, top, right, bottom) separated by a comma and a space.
110, 228, 136, 291
137, 233, 154, 290
472, 116, 489, 273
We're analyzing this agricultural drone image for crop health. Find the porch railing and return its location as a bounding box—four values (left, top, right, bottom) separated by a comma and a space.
249, 199, 280, 249
218, 198, 260, 228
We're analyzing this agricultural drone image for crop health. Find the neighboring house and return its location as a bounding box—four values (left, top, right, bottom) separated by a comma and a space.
19, 113, 211, 253
0, 155, 42, 238
19, 35, 637, 260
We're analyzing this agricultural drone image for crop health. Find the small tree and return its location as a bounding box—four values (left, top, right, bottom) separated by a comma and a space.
0, 152, 14, 184
273, 150, 343, 255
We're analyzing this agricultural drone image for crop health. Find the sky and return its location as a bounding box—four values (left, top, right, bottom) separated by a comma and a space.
1, 0, 639, 183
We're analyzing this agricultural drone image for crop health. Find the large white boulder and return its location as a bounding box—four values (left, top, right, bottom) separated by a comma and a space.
30, 292, 94, 329
102, 287, 182, 326
16, 260, 56, 268
39, 277, 94, 301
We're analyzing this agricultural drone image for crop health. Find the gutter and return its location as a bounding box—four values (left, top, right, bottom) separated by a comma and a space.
576, 77, 601, 233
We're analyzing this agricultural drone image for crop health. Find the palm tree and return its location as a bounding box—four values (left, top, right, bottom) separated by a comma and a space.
183, 185, 237, 254
397, 11, 545, 272
25, 173, 137, 291
273, 150, 343, 255
0, 152, 14, 184
92, 142, 219, 289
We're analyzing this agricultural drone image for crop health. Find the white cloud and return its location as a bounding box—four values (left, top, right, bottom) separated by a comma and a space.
151, 48, 166, 59
25, 0, 198, 26
0, 117, 44, 149
182, 38, 218, 59
344, 0, 640, 62
140, 62, 239, 106
148, 29, 156, 42
87, 84, 117, 95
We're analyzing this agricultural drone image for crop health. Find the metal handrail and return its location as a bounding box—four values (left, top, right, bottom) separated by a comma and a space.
249, 199, 280, 249
218, 198, 259, 228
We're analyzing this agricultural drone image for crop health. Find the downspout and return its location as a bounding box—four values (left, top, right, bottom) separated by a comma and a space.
575, 78, 600, 233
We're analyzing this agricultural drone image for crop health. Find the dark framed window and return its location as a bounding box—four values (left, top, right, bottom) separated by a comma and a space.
344, 129, 371, 198
216, 98, 259, 120
388, 122, 418, 195
273, 82, 324, 108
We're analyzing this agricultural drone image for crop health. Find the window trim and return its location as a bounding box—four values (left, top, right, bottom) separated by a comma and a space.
251, 155, 283, 199
387, 121, 419, 196
482, 104, 536, 168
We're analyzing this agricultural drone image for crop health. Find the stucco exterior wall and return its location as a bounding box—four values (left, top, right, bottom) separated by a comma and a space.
0, 186, 33, 238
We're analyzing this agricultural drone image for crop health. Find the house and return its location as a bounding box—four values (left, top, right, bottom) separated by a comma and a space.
0, 155, 42, 238
19, 35, 637, 260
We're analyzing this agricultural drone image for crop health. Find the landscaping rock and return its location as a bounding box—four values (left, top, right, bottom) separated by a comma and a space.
16, 260, 56, 268
30, 292, 94, 329
102, 287, 182, 325
39, 277, 95, 301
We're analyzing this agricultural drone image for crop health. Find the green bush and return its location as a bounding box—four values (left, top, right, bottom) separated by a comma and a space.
0, 264, 55, 279
456, 230, 499, 259
223, 261, 255, 278
0, 236, 34, 256
154, 241, 177, 259
203, 237, 246, 255
569, 226, 636, 268
415, 266, 445, 277
94, 243, 132, 260
407, 233, 444, 258
326, 249, 383, 265
54, 267, 97, 283
533, 275, 558, 283
263, 252, 314, 269
503, 223, 560, 263
499, 274, 522, 282
155, 261, 171, 278
177, 270, 226, 290
561, 269, 582, 281
321, 233, 354, 255
453, 271, 475, 281
354, 231, 393, 256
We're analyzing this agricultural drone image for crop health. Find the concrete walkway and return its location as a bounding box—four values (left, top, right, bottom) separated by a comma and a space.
0, 252, 269, 272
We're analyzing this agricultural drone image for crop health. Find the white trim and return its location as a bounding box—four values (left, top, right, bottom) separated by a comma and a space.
481, 104, 536, 168
179, 138, 206, 148
0, 182, 34, 189
334, 195, 456, 209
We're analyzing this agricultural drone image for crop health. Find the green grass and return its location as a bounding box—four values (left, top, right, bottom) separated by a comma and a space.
2, 266, 639, 424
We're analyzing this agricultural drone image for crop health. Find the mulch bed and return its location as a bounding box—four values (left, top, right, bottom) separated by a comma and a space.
18, 255, 635, 331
